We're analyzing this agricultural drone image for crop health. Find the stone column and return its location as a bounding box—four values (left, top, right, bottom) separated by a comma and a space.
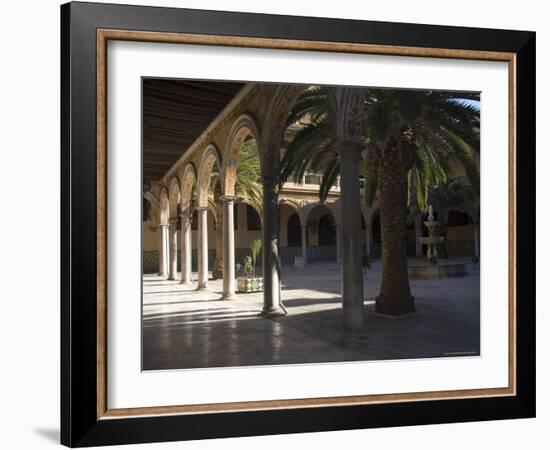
168, 219, 178, 280
197, 207, 209, 290
180, 212, 192, 285
301, 224, 308, 264
415, 213, 423, 257
336, 224, 342, 263
158, 224, 169, 278
338, 141, 366, 337
261, 177, 285, 316
221, 196, 237, 299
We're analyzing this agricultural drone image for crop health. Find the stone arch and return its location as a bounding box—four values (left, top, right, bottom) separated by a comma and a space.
208, 199, 218, 225
261, 85, 307, 178
318, 214, 336, 246
263, 84, 340, 151
159, 188, 170, 226
143, 191, 159, 224
286, 213, 302, 247
179, 163, 197, 215
143, 191, 159, 208
303, 201, 332, 221
279, 198, 305, 225
196, 144, 221, 209
221, 113, 262, 197
168, 176, 181, 220
365, 201, 380, 226
304, 203, 337, 247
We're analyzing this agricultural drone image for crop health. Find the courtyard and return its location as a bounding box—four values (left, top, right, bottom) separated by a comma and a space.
142, 259, 480, 370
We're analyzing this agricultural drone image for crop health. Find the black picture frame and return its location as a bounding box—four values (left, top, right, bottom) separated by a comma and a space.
61, 1, 535, 447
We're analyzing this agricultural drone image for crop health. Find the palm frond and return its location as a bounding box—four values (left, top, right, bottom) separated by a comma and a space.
319, 157, 340, 203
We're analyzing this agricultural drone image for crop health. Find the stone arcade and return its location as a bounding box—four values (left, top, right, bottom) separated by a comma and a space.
142, 81, 479, 337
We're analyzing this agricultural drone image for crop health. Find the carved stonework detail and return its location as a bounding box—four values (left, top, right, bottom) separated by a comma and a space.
327, 87, 366, 143
168, 176, 181, 220
196, 146, 220, 208
159, 188, 170, 225
180, 164, 196, 215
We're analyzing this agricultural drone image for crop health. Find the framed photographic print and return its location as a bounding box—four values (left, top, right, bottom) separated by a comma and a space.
61, 1, 536, 447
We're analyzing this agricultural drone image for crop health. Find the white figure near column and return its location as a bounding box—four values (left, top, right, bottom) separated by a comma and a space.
168, 218, 178, 280
197, 206, 209, 290
158, 223, 169, 278
180, 211, 193, 285
221, 196, 237, 299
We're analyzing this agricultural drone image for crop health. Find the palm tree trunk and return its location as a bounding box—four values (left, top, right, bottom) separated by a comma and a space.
375, 142, 415, 315
212, 198, 224, 280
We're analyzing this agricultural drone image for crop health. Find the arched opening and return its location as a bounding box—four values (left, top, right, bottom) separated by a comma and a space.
196, 146, 221, 289
446, 209, 475, 257
142, 197, 152, 223
277, 202, 303, 266
142, 196, 158, 274
166, 178, 182, 280
447, 210, 472, 226
222, 116, 262, 202
156, 188, 170, 277
318, 214, 336, 246
159, 188, 170, 226
246, 204, 262, 231
305, 204, 337, 262
219, 118, 263, 293
287, 213, 302, 247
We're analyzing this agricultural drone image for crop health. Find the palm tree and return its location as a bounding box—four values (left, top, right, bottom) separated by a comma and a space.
281, 86, 480, 315
210, 139, 262, 279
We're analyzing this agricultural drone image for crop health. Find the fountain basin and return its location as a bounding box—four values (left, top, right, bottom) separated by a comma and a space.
408, 260, 466, 279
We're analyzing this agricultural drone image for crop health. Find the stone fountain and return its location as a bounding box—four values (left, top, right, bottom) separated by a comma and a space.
408, 205, 466, 279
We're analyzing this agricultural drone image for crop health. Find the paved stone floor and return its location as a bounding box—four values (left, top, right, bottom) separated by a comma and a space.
142, 259, 480, 370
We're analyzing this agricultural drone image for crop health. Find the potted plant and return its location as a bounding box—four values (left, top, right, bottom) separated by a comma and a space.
236, 239, 263, 293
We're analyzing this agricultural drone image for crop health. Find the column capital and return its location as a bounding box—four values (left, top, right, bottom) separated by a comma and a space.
195, 205, 209, 212
179, 212, 192, 220
219, 195, 238, 203
159, 223, 169, 228
168, 218, 178, 225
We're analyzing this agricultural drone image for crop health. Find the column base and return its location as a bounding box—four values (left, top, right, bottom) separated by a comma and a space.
179, 280, 194, 287
220, 293, 238, 301
260, 306, 287, 317
375, 297, 416, 316
196, 283, 209, 291
158, 273, 168, 279
168, 276, 178, 281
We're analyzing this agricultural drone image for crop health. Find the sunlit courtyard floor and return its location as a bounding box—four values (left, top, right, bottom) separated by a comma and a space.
142, 259, 480, 371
